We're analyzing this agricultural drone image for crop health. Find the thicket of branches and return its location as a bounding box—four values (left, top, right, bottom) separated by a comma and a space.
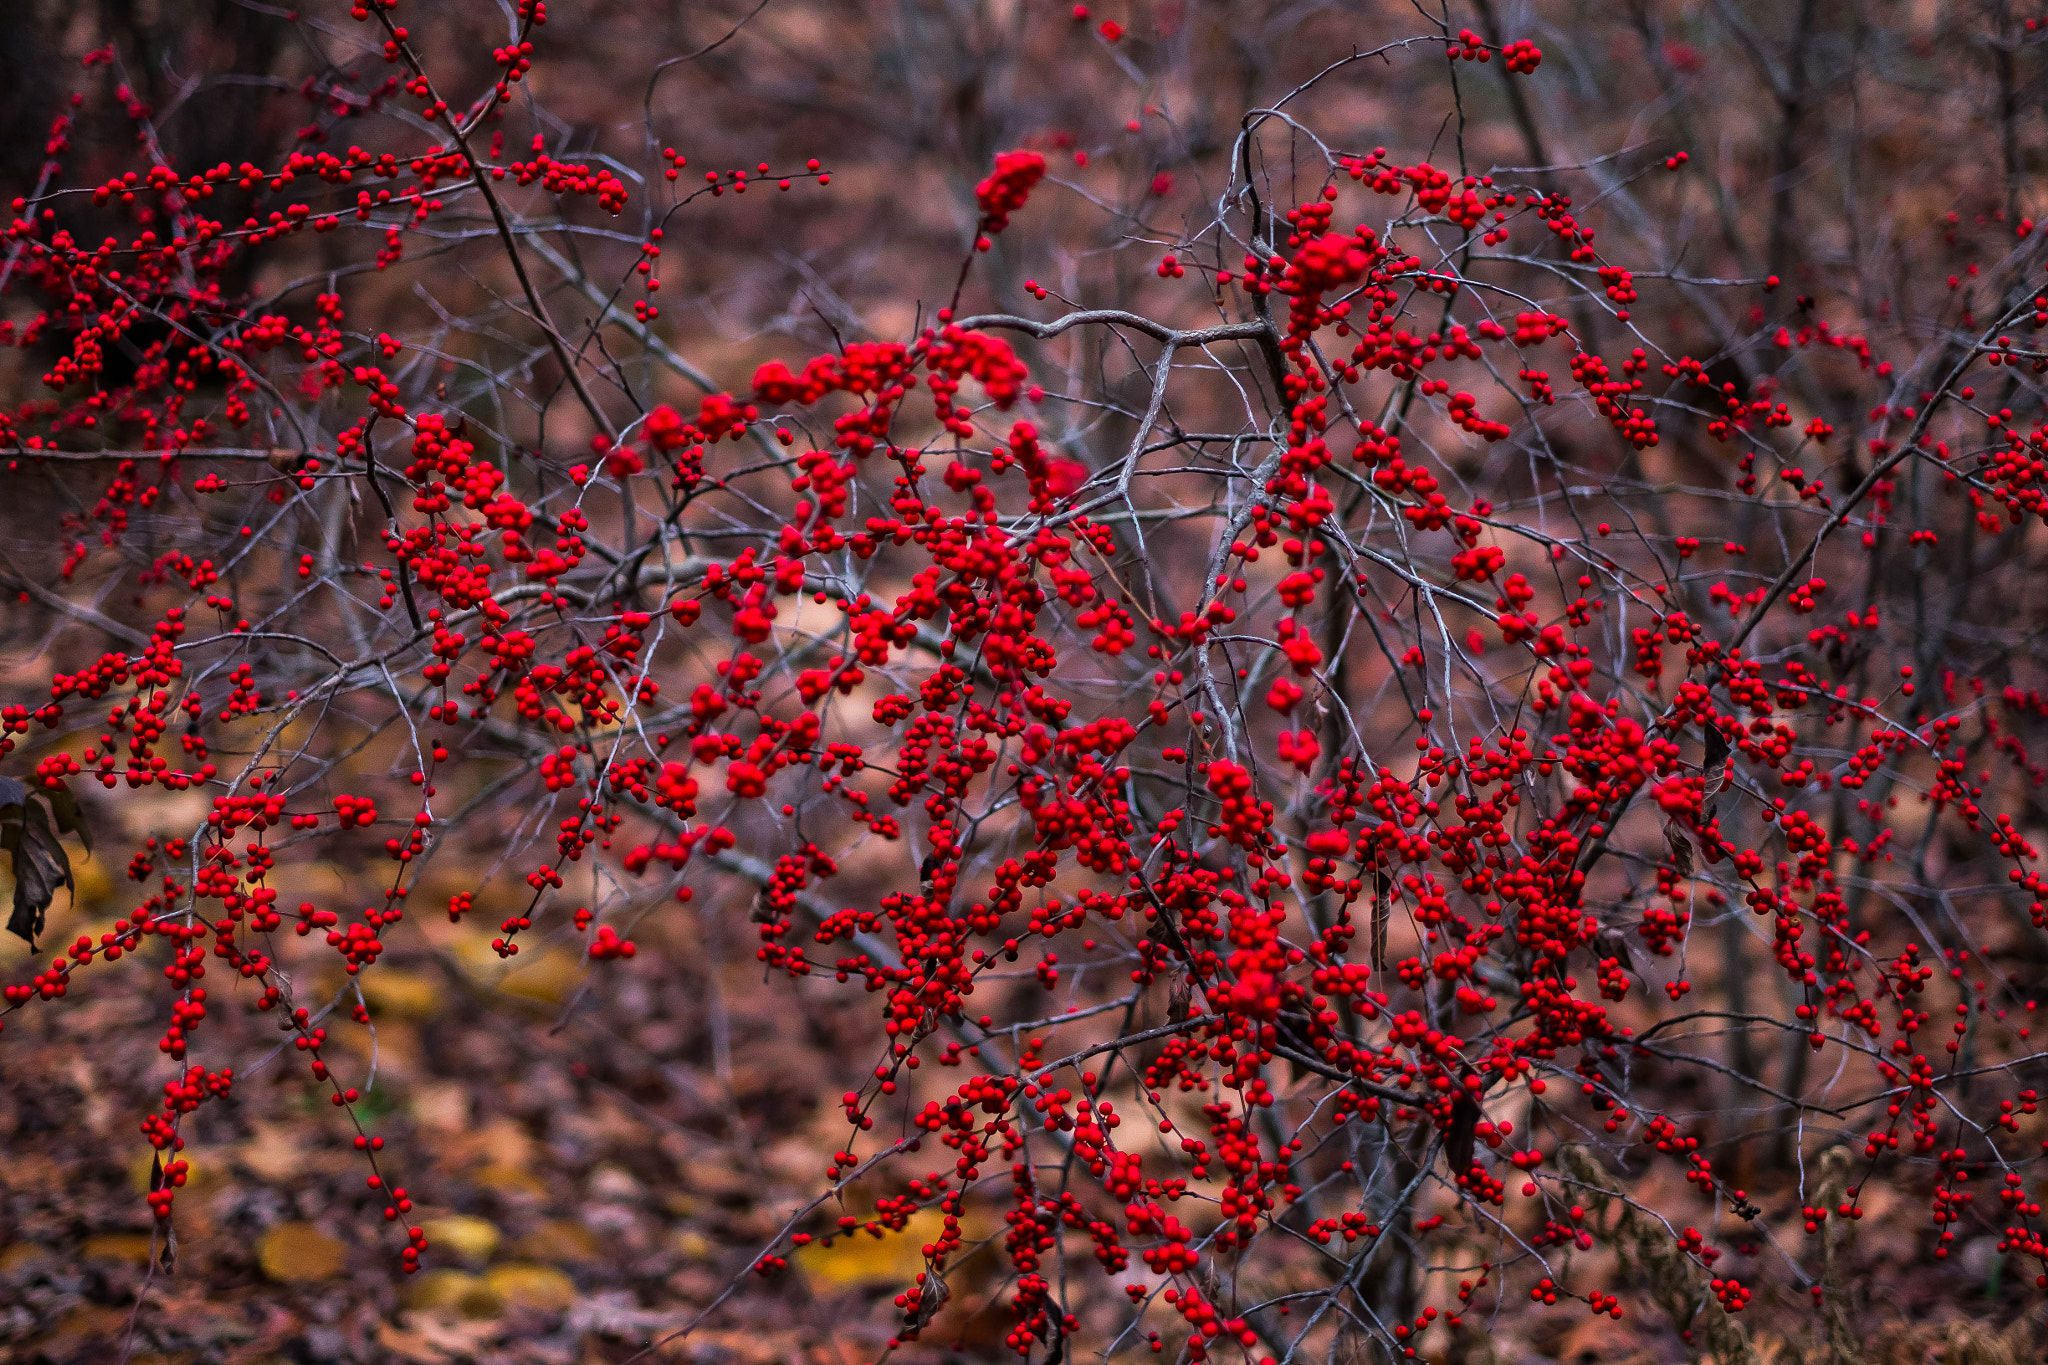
8, 0, 2048, 1361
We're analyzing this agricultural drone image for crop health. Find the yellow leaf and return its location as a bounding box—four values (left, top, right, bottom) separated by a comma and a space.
422, 1214, 501, 1263
449, 932, 581, 1006
496, 948, 582, 1005
360, 969, 443, 1020
794, 1209, 945, 1289
483, 1262, 577, 1311
258, 1222, 348, 1282
80, 1233, 156, 1264
128, 1146, 217, 1195
73, 852, 113, 908
0, 1243, 50, 1271
403, 1268, 505, 1319
471, 1162, 547, 1196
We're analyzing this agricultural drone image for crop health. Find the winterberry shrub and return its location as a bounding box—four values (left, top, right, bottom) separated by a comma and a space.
6, 0, 2048, 1361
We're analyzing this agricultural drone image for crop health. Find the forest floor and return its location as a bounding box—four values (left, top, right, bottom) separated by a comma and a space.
1, 882, 2037, 1365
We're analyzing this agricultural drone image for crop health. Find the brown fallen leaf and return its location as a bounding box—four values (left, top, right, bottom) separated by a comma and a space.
471, 1162, 548, 1197
258, 1221, 348, 1282
404, 1268, 507, 1319
483, 1262, 576, 1311
80, 1233, 155, 1264
0, 1242, 51, 1272
422, 1214, 501, 1263
379, 1309, 505, 1362
518, 1218, 604, 1264
360, 969, 443, 1020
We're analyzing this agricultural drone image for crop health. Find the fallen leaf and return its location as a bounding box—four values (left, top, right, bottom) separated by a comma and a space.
239, 1123, 311, 1183
483, 1261, 576, 1311
404, 1268, 506, 1318
80, 1233, 155, 1264
409, 1083, 471, 1132
471, 1163, 548, 1197
459, 942, 582, 1006
129, 1146, 218, 1195
361, 969, 443, 1020
379, 1309, 505, 1361
469, 1117, 536, 1166
586, 1164, 644, 1201
0, 1242, 52, 1271
258, 1222, 348, 1282
795, 1209, 945, 1289
422, 1214, 501, 1263
669, 1228, 714, 1262
517, 1219, 603, 1265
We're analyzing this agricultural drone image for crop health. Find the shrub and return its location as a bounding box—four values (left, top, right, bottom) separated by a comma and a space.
6, 0, 2048, 1360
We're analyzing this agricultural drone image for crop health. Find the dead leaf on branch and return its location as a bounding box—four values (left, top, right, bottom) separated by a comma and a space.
148, 1151, 178, 1273
1663, 822, 1695, 878
1445, 1092, 1480, 1177
1, 777, 91, 950
1370, 868, 1392, 970
1594, 929, 1636, 976
1702, 725, 1730, 823
912, 1263, 951, 1329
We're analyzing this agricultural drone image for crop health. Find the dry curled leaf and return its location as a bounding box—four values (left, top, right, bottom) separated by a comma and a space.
912, 1264, 951, 1329
1446, 1092, 1480, 1177
1370, 869, 1392, 970
1145, 908, 1185, 956
1703, 725, 1730, 797
1594, 928, 1635, 973
148, 1152, 177, 1273
1664, 822, 1695, 878
1, 777, 90, 949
